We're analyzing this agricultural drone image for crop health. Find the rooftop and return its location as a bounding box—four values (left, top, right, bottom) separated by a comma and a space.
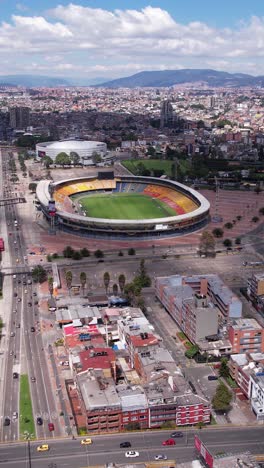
77, 370, 121, 411
231, 318, 262, 331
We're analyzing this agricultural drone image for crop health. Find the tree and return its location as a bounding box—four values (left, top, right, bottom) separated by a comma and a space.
219, 358, 230, 378
70, 151, 80, 165
65, 270, 73, 294
133, 259, 151, 288
31, 265, 47, 284
94, 249, 104, 258
92, 151, 102, 165
113, 283, 118, 296
128, 247, 136, 256
235, 237, 241, 245
80, 247, 90, 257
224, 222, 233, 229
63, 246, 75, 258
199, 231, 215, 257
43, 156, 53, 168
80, 272, 87, 296
55, 152, 71, 166
28, 183, 37, 192
72, 250, 82, 260
124, 282, 142, 305
259, 207, 264, 216
103, 272, 110, 293
212, 382, 232, 412
118, 274, 126, 294
254, 185, 261, 195
212, 228, 224, 238
48, 276, 54, 297
252, 216, 259, 223
223, 238, 232, 248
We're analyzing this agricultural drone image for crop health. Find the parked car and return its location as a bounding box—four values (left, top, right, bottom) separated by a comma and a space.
120, 442, 131, 448
12, 412, 18, 420
162, 439, 175, 446
13, 372, 19, 379
4, 417, 10, 426
30, 327, 35, 332
48, 423, 54, 431
37, 417, 43, 425
208, 375, 218, 381
31, 376, 36, 382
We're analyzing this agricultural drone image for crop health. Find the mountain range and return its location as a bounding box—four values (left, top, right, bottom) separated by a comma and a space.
97, 69, 264, 88
0, 74, 108, 87
0, 69, 264, 88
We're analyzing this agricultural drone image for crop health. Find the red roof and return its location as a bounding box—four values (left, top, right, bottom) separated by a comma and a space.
63, 324, 100, 338
65, 333, 105, 350
79, 347, 116, 372
129, 334, 159, 348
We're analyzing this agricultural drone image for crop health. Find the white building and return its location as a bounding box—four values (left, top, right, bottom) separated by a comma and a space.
249, 373, 264, 420
36, 139, 109, 166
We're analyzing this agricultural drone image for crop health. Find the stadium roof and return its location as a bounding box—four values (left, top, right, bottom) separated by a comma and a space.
37, 140, 104, 150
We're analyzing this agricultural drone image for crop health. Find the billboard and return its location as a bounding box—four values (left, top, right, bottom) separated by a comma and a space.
48, 200, 56, 217
194, 435, 214, 468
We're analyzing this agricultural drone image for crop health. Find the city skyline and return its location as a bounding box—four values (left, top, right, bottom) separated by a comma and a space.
0, 1, 263, 79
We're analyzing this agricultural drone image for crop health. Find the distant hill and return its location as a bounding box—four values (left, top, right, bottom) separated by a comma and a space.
70, 77, 113, 86
0, 75, 70, 87
0, 74, 112, 87
97, 69, 264, 88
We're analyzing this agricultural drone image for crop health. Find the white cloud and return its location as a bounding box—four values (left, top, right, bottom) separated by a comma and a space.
0, 5, 264, 77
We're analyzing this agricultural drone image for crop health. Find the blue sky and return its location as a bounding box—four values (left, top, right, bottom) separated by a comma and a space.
0, 1, 263, 79
1, 0, 262, 27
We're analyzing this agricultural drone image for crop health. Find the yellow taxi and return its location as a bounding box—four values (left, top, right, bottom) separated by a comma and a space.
81, 438, 92, 445
37, 444, 49, 452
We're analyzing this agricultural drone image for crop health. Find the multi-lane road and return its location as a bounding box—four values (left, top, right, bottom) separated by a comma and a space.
0, 427, 264, 467
0, 149, 59, 443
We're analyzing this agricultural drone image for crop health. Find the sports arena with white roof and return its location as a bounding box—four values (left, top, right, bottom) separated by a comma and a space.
36, 139, 108, 166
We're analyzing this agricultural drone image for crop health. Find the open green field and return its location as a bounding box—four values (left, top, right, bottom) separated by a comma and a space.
78, 193, 177, 219
19, 374, 35, 438
122, 159, 191, 177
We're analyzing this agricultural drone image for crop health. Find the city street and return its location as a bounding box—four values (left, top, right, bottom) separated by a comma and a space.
0, 427, 264, 467
0, 149, 60, 443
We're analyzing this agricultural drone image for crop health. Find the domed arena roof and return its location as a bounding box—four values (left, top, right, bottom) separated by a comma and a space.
44, 140, 103, 150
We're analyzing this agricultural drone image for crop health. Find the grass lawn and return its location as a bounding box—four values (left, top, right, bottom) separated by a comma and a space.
122, 159, 191, 177
19, 374, 35, 438
78, 193, 177, 219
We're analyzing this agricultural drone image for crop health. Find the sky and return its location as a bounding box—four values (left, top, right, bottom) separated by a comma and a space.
0, 0, 264, 80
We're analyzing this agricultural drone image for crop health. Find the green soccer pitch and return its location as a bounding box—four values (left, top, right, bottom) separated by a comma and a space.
76, 193, 177, 219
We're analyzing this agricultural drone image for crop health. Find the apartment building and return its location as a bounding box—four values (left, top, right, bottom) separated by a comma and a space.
145, 373, 210, 428
9, 106, 30, 129
229, 352, 264, 419
249, 373, 264, 420
156, 275, 242, 325
228, 319, 264, 354
77, 370, 122, 432
248, 273, 264, 311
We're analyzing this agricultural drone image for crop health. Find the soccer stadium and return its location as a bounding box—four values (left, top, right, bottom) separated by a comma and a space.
36, 173, 210, 239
